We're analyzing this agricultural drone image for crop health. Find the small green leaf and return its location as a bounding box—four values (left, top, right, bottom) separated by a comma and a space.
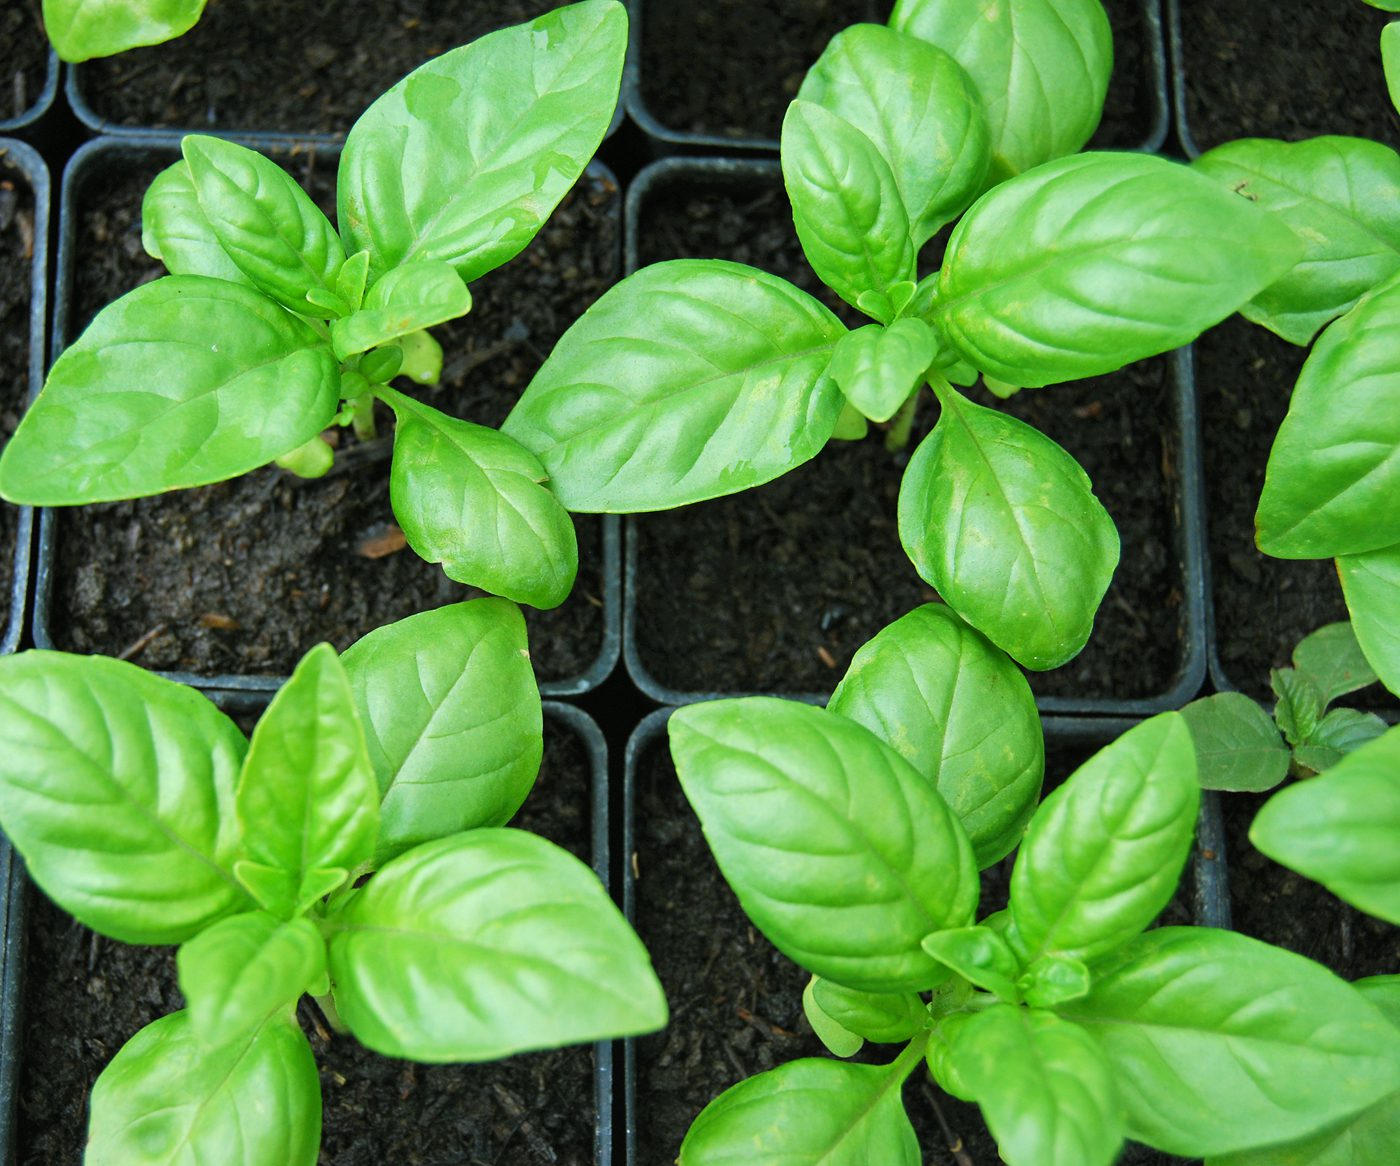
336, 250, 371, 312
898, 384, 1119, 670
0, 276, 340, 506
358, 346, 402, 384
502, 260, 845, 511
1010, 714, 1199, 965
803, 978, 864, 1058
1018, 954, 1091, 1009
339, 599, 542, 865
0, 651, 248, 944
141, 161, 252, 286
680, 1058, 920, 1166
86, 1009, 319, 1166
810, 978, 926, 1044
381, 388, 578, 609
275, 435, 334, 480
331, 261, 472, 360
397, 329, 443, 385
1339, 542, 1400, 696
1179, 692, 1290, 792
1385, 23, 1400, 113
829, 320, 934, 423
829, 603, 1044, 867
669, 698, 978, 993
1294, 707, 1389, 774
327, 829, 666, 1061
1293, 621, 1379, 703
43, 0, 207, 62
1271, 667, 1325, 748
922, 926, 1020, 1002
831, 399, 869, 441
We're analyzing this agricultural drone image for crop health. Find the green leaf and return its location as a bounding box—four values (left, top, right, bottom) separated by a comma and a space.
336, 250, 370, 313
1293, 621, 1380, 703
781, 100, 916, 315
182, 135, 347, 317
890, 0, 1111, 181
1180, 692, 1290, 792
236, 643, 378, 917
948, 1005, 1124, 1166
1060, 927, 1400, 1157
1294, 707, 1389, 774
398, 328, 443, 385
86, 1009, 319, 1166
1010, 714, 1199, 965
922, 926, 1020, 1002
327, 829, 665, 1060
810, 977, 926, 1044
1339, 543, 1400, 696
330, 261, 472, 360
934, 152, 1303, 387
0, 651, 248, 945
338, 0, 625, 282
898, 384, 1119, 670
380, 387, 578, 608
339, 599, 542, 865
1251, 726, 1400, 923
1272, 667, 1325, 748
1192, 136, 1400, 345
829, 320, 934, 424
502, 260, 846, 510
829, 603, 1044, 867
1018, 954, 1091, 1009
1368, 0, 1400, 8
1385, 23, 1400, 114
668, 698, 978, 993
141, 161, 252, 286
798, 23, 990, 244
43, 0, 207, 62
177, 912, 325, 1045
1256, 280, 1400, 557
679, 1058, 920, 1166
0, 275, 340, 506
803, 978, 865, 1057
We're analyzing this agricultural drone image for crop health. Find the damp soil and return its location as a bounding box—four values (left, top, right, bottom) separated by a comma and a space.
628, 723, 1196, 1165
0, 2, 48, 127
75, 0, 580, 137
0, 147, 36, 638
628, 169, 1187, 704
638, 0, 1160, 148
17, 712, 599, 1166
47, 144, 616, 686
1177, 0, 1399, 155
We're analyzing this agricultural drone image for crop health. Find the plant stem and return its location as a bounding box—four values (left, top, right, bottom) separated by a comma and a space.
922, 1080, 976, 1166
884, 389, 920, 452
349, 391, 377, 442
312, 991, 351, 1036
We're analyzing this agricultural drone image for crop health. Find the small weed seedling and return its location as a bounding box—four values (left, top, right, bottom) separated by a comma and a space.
2, 1, 627, 610
0, 599, 665, 1163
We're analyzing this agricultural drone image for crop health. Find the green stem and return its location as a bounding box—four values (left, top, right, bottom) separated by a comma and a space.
884, 388, 920, 453
313, 991, 351, 1036
888, 1028, 932, 1083
349, 391, 377, 442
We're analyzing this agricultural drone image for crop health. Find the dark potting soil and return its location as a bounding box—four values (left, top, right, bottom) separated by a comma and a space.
1177, 0, 1399, 155
48, 147, 616, 685
629, 726, 1195, 1165
629, 173, 1186, 702
17, 715, 599, 1166
0, 148, 35, 630
0, 3, 48, 126
638, 0, 1157, 148
76, 0, 579, 137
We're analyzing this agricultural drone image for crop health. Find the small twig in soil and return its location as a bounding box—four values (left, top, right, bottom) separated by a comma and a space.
923, 1081, 976, 1166
490, 1082, 557, 1165
117, 623, 168, 662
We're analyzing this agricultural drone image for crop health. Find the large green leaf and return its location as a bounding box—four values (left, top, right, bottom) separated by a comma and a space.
1256, 280, 1400, 558
43, 0, 206, 62
236, 644, 378, 917
339, 600, 542, 865
1009, 714, 1199, 965
1060, 928, 1400, 1157
781, 100, 916, 313
889, 0, 1111, 182
933, 152, 1303, 387
381, 388, 578, 609
668, 698, 978, 993
1179, 692, 1290, 792
1339, 543, 1400, 696
141, 161, 253, 286
330, 261, 472, 360
798, 23, 989, 244
0, 651, 248, 944
1192, 137, 1400, 345
0, 275, 340, 505
828, 603, 1043, 867
338, 0, 625, 281
327, 829, 666, 1060
679, 1058, 920, 1166
87, 1009, 319, 1166
1251, 726, 1400, 924
898, 383, 1119, 670
949, 1005, 1124, 1166
502, 260, 846, 510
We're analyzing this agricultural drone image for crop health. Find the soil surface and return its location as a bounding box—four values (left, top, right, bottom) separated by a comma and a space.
47, 145, 616, 685
0, 147, 35, 640
629, 169, 1187, 703
17, 712, 600, 1166
76, 0, 580, 137
0, 2, 48, 126
629, 723, 1195, 1165
638, 0, 1159, 148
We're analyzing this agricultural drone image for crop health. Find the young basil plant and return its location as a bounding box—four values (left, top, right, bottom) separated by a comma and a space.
666, 608, 1400, 1166
503, 4, 1301, 671
1180, 621, 1388, 792
0, 598, 666, 1165
1, 0, 628, 611
42, 0, 208, 62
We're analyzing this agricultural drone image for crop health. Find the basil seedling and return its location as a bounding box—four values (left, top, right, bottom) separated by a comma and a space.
0, 599, 666, 1164
1, 0, 628, 610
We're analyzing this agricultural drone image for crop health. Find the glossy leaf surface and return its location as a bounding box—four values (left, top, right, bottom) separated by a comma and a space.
141, 161, 252, 286
502, 260, 845, 510
330, 260, 472, 360
1293, 621, 1378, 702
1180, 692, 1289, 792
922, 926, 1020, 1001
1339, 543, 1400, 695
828, 320, 934, 423
810, 977, 926, 1044
803, 979, 864, 1057
669, 698, 978, 993
43, 0, 207, 61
